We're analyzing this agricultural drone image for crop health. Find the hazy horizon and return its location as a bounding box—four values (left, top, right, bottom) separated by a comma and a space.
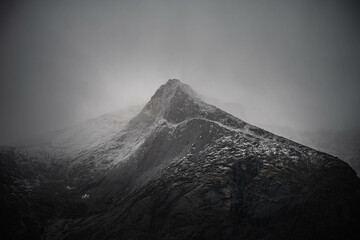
1, 0, 360, 144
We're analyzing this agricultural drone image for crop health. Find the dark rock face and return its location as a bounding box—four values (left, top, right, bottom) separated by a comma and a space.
1, 79, 360, 240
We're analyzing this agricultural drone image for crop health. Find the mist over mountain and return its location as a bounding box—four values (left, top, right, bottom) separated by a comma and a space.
1, 0, 360, 145
1, 80, 359, 240
2, 1, 359, 239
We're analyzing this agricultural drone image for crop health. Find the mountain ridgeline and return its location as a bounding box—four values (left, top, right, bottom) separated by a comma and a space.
1, 79, 360, 240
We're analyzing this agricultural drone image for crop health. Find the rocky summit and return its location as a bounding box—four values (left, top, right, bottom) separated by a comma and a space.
1, 79, 360, 240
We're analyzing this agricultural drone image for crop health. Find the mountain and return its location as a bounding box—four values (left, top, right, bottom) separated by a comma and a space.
1, 79, 360, 240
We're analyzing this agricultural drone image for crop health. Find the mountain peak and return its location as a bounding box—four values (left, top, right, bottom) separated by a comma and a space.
133, 79, 216, 125
166, 78, 181, 85
160, 79, 199, 99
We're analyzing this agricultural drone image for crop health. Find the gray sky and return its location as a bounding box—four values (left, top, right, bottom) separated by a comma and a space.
1, 0, 360, 143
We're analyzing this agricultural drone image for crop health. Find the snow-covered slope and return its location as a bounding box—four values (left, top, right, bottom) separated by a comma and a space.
259, 125, 360, 176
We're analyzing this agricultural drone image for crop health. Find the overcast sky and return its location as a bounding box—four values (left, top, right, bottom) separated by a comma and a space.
1, 0, 360, 143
